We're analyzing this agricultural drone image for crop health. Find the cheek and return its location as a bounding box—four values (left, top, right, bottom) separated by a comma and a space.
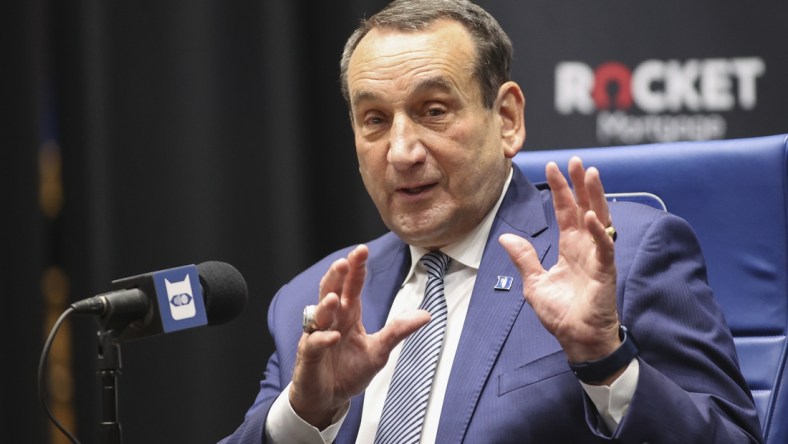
445, 147, 507, 199
357, 147, 387, 195
356, 140, 374, 173
358, 144, 379, 164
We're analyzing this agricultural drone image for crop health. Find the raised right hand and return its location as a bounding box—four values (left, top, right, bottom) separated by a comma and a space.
289, 244, 431, 429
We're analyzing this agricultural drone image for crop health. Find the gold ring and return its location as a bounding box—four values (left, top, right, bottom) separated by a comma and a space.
302, 305, 319, 333
605, 226, 617, 242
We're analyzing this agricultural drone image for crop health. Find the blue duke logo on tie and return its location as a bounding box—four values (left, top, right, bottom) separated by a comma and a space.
153, 265, 208, 332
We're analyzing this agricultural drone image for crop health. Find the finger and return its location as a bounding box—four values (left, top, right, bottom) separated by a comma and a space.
498, 233, 544, 290
545, 162, 579, 231
299, 304, 342, 360
568, 156, 590, 211
313, 292, 340, 331
341, 245, 369, 308
585, 210, 615, 264
585, 167, 611, 227
318, 258, 350, 301
322, 245, 369, 331
300, 328, 342, 358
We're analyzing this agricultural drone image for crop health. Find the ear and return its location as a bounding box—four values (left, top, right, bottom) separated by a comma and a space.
495, 81, 526, 159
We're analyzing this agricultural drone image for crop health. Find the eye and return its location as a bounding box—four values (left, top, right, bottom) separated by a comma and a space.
426, 106, 446, 117
359, 111, 389, 137
366, 116, 384, 126
360, 111, 387, 128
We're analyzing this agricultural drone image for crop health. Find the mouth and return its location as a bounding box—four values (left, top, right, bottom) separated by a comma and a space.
398, 183, 437, 195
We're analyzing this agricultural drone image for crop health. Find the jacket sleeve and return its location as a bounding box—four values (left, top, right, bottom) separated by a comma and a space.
219, 284, 291, 444
589, 210, 762, 443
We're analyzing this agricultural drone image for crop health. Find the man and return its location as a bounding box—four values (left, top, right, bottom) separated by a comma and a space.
222, 0, 762, 442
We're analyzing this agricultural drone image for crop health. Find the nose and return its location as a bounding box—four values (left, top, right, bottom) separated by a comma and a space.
387, 113, 426, 171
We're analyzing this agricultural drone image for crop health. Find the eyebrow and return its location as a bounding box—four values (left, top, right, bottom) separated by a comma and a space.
351, 76, 458, 108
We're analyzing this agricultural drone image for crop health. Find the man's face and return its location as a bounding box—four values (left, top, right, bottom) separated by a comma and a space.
347, 20, 522, 249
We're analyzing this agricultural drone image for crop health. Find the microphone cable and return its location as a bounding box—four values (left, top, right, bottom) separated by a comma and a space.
38, 306, 81, 444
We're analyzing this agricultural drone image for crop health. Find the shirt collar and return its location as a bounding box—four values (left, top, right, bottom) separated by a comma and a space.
403, 167, 514, 283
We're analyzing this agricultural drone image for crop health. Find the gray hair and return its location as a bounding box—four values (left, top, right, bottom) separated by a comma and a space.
340, 0, 513, 108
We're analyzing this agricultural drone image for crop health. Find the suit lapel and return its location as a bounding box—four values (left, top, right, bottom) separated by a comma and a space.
436, 168, 554, 443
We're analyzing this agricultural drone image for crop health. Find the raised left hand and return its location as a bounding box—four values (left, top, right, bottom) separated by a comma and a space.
499, 157, 621, 363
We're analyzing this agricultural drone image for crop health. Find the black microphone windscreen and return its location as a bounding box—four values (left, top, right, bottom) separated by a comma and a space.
197, 261, 248, 325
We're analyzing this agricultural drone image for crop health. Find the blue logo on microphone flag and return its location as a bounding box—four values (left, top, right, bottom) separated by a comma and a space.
153, 265, 208, 332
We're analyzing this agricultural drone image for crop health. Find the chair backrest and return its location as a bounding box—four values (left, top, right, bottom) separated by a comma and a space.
513, 134, 788, 443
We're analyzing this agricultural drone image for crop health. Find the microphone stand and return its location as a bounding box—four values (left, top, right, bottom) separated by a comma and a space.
93, 286, 148, 444
97, 328, 123, 444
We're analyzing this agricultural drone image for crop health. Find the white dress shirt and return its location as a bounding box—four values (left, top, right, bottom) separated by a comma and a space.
266, 168, 638, 443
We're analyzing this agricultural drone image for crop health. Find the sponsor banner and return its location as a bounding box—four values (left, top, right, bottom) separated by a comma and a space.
555, 58, 765, 145
482, 0, 788, 148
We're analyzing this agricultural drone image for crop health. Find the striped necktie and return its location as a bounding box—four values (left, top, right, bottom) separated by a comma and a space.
374, 251, 451, 444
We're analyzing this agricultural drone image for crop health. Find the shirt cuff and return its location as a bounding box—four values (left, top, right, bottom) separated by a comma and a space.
265, 382, 349, 444
580, 358, 639, 433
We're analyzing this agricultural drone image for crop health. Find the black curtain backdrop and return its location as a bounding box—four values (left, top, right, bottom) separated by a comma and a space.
3, 1, 48, 443
4, 1, 786, 443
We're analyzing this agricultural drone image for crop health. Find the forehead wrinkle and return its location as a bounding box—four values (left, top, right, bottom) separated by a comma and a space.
348, 23, 479, 108
352, 66, 472, 104
351, 75, 467, 111
409, 76, 458, 96
351, 50, 452, 85
349, 52, 436, 108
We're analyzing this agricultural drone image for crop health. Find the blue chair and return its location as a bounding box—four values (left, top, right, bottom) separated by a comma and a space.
513, 134, 788, 443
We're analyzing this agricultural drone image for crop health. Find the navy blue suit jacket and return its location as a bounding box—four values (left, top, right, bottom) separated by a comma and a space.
222, 167, 762, 443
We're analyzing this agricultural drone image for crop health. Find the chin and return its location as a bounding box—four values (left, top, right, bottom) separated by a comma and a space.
387, 208, 456, 247
393, 226, 450, 249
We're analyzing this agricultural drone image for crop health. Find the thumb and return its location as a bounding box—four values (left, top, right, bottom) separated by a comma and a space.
499, 233, 544, 280
374, 310, 431, 357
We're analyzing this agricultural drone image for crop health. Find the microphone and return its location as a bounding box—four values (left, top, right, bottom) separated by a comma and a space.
71, 261, 248, 341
